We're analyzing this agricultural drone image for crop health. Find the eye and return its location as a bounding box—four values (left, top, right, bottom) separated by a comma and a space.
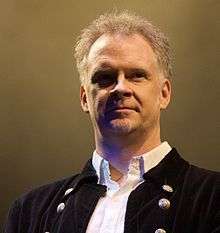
91, 70, 117, 88
128, 69, 149, 81
134, 71, 146, 79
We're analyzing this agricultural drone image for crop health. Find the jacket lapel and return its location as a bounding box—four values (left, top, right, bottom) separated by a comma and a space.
124, 148, 190, 233
51, 159, 107, 233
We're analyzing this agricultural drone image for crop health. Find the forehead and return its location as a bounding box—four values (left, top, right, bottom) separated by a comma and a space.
87, 33, 158, 71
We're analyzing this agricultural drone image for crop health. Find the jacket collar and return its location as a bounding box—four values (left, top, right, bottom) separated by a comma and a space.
143, 148, 189, 189
69, 148, 189, 193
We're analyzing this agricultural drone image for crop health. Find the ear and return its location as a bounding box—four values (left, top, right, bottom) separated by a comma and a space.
80, 85, 89, 113
160, 79, 171, 110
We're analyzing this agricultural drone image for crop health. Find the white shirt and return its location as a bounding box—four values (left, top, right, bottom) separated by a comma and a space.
86, 142, 172, 233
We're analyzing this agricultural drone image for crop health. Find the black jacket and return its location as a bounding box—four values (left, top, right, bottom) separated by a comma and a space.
4, 148, 220, 233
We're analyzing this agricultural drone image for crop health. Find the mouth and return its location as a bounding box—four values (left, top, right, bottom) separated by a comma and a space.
105, 106, 138, 114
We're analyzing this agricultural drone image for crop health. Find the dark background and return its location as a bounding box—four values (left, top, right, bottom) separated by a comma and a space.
0, 0, 219, 229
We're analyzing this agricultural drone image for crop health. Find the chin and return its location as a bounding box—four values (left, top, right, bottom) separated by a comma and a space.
104, 119, 137, 135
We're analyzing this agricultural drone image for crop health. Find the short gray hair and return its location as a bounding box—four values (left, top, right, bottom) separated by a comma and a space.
74, 10, 173, 83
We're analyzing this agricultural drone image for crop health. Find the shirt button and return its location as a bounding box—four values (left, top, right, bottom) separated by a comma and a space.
155, 228, 166, 233
57, 202, 65, 213
158, 198, 170, 210
162, 184, 173, 193
64, 188, 73, 196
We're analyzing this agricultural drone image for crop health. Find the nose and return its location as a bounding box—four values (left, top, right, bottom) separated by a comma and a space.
109, 73, 132, 98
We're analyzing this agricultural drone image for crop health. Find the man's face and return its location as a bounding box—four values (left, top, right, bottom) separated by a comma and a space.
80, 33, 171, 138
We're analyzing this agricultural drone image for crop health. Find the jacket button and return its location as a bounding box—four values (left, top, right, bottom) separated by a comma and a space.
64, 188, 73, 196
57, 202, 65, 213
158, 198, 170, 210
155, 228, 166, 233
162, 184, 173, 193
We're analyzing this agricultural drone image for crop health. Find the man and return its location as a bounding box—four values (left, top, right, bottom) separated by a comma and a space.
4, 11, 219, 233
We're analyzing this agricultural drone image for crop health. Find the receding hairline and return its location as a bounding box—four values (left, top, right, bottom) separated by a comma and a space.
86, 32, 162, 75
74, 11, 173, 82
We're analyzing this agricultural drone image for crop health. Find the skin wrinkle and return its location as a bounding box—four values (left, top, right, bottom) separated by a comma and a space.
87, 33, 162, 82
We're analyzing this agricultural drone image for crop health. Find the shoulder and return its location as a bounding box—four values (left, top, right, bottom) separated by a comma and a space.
182, 164, 220, 208
186, 164, 220, 187
23, 174, 79, 207
17, 174, 79, 206
4, 174, 79, 232
170, 148, 219, 189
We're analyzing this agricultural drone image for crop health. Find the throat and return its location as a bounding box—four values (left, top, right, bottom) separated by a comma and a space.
109, 164, 126, 182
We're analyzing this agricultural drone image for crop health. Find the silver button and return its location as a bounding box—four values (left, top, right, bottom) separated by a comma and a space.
158, 198, 170, 210
64, 188, 73, 196
155, 228, 166, 233
162, 184, 173, 193
57, 202, 65, 213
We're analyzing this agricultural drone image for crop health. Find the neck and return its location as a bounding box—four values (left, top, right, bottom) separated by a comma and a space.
95, 127, 161, 176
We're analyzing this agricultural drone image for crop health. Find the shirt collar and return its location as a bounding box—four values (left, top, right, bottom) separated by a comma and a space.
92, 142, 172, 185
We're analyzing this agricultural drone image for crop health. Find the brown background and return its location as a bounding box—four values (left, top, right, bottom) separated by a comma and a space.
0, 0, 219, 229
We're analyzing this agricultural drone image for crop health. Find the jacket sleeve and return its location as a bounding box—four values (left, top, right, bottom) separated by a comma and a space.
211, 175, 220, 233
212, 209, 220, 233
4, 200, 22, 233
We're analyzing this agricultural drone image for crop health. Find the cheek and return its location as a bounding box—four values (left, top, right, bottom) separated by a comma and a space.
86, 87, 100, 106
139, 86, 161, 109
137, 84, 156, 99
89, 88, 108, 114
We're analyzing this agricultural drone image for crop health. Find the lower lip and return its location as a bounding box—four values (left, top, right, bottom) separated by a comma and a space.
110, 108, 134, 112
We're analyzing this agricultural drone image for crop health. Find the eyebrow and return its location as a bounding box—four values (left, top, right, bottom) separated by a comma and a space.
90, 64, 116, 79
127, 68, 150, 76
90, 64, 151, 81
91, 63, 115, 74
91, 68, 117, 84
